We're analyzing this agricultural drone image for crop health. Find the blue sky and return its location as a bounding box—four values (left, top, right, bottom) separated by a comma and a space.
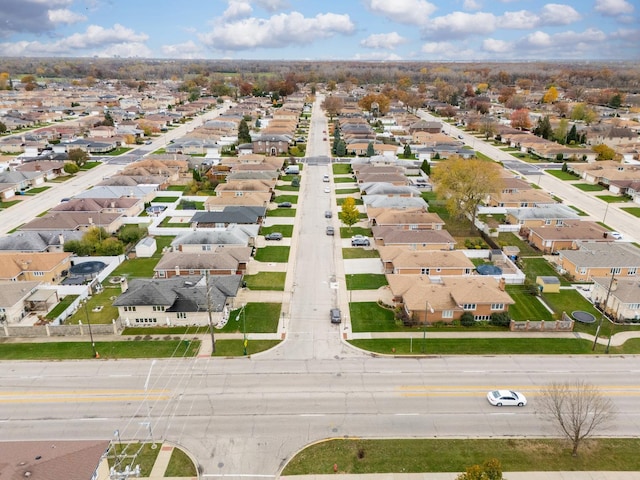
0, 0, 638, 60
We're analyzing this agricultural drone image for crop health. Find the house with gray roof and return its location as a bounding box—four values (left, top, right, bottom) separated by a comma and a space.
505, 204, 581, 228
556, 242, 640, 282
171, 225, 259, 252
74, 185, 157, 202
190, 206, 266, 228
363, 195, 428, 210
0, 230, 83, 253
360, 182, 422, 197
113, 274, 242, 327
154, 247, 252, 278
591, 276, 640, 322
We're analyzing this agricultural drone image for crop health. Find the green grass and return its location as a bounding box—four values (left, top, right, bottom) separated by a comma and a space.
334, 176, 356, 183
111, 257, 161, 278
268, 207, 297, 217
333, 164, 351, 174
350, 337, 594, 355
159, 218, 192, 227
79, 161, 101, 169
350, 302, 399, 332
342, 248, 380, 259
254, 246, 290, 262
0, 199, 21, 209
0, 339, 200, 360
568, 205, 589, 216
337, 197, 363, 206
505, 285, 555, 321
45, 294, 79, 320
621, 207, 640, 218
260, 224, 294, 237
213, 339, 281, 356
220, 303, 281, 333
573, 183, 605, 192
339, 227, 372, 238
107, 442, 160, 477
346, 274, 388, 290
497, 232, 542, 257
596, 195, 628, 203
277, 185, 300, 192
547, 170, 580, 181
282, 438, 640, 475
24, 186, 51, 194
335, 188, 359, 194
163, 446, 198, 477
65, 288, 119, 324
243, 272, 286, 290
274, 194, 298, 203
101, 147, 132, 156
542, 289, 601, 325
152, 196, 179, 203
519, 257, 570, 285
122, 326, 209, 335
166, 185, 188, 192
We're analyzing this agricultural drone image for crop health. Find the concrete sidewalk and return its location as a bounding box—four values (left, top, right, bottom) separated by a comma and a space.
284, 473, 640, 480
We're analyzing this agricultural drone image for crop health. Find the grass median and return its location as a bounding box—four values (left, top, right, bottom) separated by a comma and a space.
282, 438, 640, 475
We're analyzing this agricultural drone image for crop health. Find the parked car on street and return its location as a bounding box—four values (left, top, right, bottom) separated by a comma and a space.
325, 210, 332, 218
326, 226, 334, 236
330, 308, 341, 324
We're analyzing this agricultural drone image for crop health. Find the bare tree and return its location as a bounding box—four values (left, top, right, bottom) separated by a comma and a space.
538, 380, 616, 456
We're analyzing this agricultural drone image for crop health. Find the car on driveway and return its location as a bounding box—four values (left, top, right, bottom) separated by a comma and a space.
351, 235, 370, 247
265, 232, 283, 241
277, 202, 292, 208
330, 308, 341, 324
487, 390, 527, 407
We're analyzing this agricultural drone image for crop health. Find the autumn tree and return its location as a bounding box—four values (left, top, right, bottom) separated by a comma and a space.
340, 197, 360, 229
538, 380, 616, 456
0, 72, 10, 90
571, 103, 598, 125
592, 144, 617, 161
322, 95, 344, 120
510, 108, 532, 130
553, 119, 569, 144
430, 156, 504, 233
456, 458, 503, 480
358, 93, 390, 116
68, 148, 89, 167
542, 86, 559, 103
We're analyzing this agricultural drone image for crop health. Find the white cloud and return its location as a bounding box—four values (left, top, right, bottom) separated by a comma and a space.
594, 0, 634, 16
539, 4, 581, 25
518, 28, 607, 52
420, 41, 453, 54
161, 41, 204, 59
482, 38, 512, 53
423, 12, 497, 39
0, 24, 149, 57
360, 32, 407, 49
463, 0, 482, 11
200, 11, 354, 51
364, 0, 437, 25
253, 0, 290, 12
48, 9, 87, 25
222, 1, 253, 21
501, 10, 538, 29
353, 51, 403, 61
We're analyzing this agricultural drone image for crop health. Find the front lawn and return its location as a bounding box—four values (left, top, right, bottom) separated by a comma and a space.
24, 186, 51, 194
243, 272, 286, 290
339, 227, 372, 238
342, 248, 380, 259
254, 246, 290, 262
346, 274, 388, 290
221, 303, 281, 333
332, 164, 351, 174
268, 207, 297, 217
596, 195, 628, 203
349, 302, 400, 332
547, 170, 579, 181
621, 207, 640, 218
574, 183, 605, 192
260, 224, 294, 237
334, 177, 356, 183
274, 194, 298, 204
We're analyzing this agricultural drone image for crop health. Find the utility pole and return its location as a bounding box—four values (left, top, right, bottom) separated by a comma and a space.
205, 271, 216, 354
592, 271, 617, 351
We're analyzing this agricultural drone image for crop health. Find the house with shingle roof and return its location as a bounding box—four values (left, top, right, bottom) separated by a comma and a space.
505, 204, 580, 228
368, 207, 446, 230
113, 274, 242, 327
555, 243, 640, 281
362, 195, 428, 210
0, 280, 42, 323
171, 225, 259, 252
20, 211, 124, 234
591, 276, 640, 322
0, 251, 71, 283
379, 247, 474, 275
386, 274, 514, 324
487, 188, 556, 208
0, 230, 83, 253
371, 225, 456, 250
526, 220, 612, 254
153, 247, 252, 278
190, 206, 266, 228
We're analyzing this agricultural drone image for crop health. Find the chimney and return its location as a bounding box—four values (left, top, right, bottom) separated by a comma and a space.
88, 217, 93, 225
611, 279, 618, 291
58, 233, 64, 246
175, 265, 180, 276
498, 278, 506, 291
120, 277, 128, 293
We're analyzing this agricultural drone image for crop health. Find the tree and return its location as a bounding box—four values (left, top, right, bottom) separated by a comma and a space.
566, 124, 578, 144
538, 380, 616, 456
237, 118, 251, 144
571, 103, 597, 125
553, 118, 569, 144
430, 156, 504, 233
63, 162, 79, 174
335, 140, 346, 157
322, 95, 344, 120
68, 148, 89, 167
366, 142, 375, 157
402, 144, 412, 158
592, 144, 616, 161
510, 108, 531, 130
456, 458, 503, 480
542, 86, 559, 103
420, 160, 430, 176
0, 121, 6, 134
358, 93, 390, 115
533, 116, 553, 139
340, 197, 359, 229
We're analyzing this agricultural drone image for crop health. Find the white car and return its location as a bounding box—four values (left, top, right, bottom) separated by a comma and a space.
487, 390, 527, 407
610, 231, 623, 240
324, 187, 330, 193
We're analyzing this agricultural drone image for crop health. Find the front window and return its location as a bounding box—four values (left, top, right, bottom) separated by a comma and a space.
152, 305, 165, 312
491, 303, 504, 310
462, 303, 476, 311
611, 267, 621, 275
442, 310, 453, 318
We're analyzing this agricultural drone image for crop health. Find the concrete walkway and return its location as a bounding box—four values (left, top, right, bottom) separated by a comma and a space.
285, 473, 640, 480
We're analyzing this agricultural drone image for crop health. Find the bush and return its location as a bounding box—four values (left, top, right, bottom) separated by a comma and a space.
460, 312, 475, 327
490, 312, 511, 327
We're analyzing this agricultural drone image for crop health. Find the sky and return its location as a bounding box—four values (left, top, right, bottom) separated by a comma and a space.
0, 0, 638, 61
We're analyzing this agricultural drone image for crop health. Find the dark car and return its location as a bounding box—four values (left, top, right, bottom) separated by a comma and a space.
325, 210, 332, 218
277, 202, 292, 208
265, 232, 283, 241
330, 308, 341, 324
326, 226, 334, 236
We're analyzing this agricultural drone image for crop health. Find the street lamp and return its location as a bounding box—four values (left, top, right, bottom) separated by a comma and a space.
83, 300, 99, 358
422, 301, 434, 354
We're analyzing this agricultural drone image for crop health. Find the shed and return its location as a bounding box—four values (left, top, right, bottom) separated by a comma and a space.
135, 236, 157, 258
536, 275, 561, 293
